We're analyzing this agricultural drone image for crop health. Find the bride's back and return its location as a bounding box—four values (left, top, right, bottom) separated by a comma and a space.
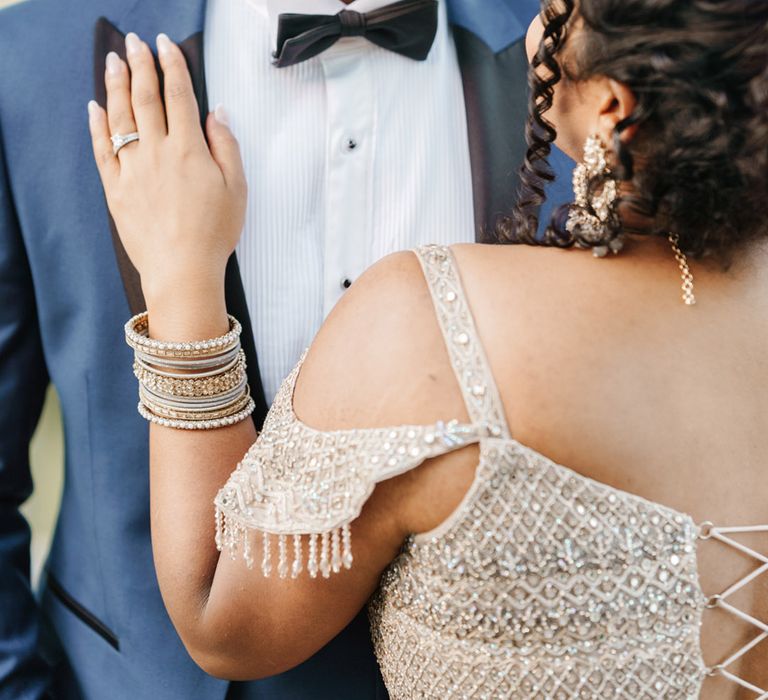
476, 2, 768, 689
294, 237, 768, 698
453, 239, 768, 698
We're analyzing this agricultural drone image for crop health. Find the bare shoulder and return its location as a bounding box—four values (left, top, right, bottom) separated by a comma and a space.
449, 239, 694, 356
291, 238, 699, 451
292, 242, 628, 435
292, 250, 469, 433
448, 240, 743, 469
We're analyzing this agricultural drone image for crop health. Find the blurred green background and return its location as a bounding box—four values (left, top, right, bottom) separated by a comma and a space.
1, 0, 65, 587
23, 389, 64, 587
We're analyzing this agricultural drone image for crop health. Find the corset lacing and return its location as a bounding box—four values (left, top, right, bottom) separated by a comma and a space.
698, 522, 768, 697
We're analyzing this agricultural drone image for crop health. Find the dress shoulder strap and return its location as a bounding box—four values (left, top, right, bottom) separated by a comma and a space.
212, 245, 508, 580
414, 244, 510, 439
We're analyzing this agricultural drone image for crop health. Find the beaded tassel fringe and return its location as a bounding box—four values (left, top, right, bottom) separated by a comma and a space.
216, 508, 354, 578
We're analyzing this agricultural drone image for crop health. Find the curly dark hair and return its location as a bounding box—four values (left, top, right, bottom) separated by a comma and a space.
497, 0, 768, 264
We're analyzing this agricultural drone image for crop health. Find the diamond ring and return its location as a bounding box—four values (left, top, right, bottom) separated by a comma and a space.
111, 131, 140, 156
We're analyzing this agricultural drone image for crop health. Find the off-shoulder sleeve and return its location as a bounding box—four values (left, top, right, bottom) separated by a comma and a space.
214, 353, 490, 578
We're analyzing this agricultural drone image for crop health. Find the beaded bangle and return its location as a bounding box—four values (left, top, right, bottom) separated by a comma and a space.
125, 312, 242, 359
126, 311, 255, 430
139, 377, 248, 411
138, 398, 256, 430
133, 352, 246, 397
135, 368, 245, 400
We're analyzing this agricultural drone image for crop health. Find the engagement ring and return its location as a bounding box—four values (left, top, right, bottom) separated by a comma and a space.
111, 131, 140, 155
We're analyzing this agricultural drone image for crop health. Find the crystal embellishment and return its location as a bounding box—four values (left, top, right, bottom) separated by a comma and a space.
214, 349, 488, 578
214, 245, 765, 698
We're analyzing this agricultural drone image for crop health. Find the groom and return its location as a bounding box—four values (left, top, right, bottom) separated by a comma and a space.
0, 0, 570, 698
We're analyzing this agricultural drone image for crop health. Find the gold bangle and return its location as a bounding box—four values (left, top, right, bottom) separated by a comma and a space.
133, 353, 246, 398
139, 387, 253, 422
138, 398, 256, 430
127, 312, 255, 430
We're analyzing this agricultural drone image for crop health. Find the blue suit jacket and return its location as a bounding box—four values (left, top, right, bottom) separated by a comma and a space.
0, 1, 570, 698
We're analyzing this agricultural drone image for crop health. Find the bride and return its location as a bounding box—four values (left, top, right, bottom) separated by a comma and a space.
88, 0, 768, 697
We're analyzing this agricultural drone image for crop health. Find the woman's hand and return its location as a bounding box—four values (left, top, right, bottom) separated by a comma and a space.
87, 32, 246, 313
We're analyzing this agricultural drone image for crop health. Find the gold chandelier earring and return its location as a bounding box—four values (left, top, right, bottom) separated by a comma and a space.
568, 134, 697, 306
566, 134, 623, 258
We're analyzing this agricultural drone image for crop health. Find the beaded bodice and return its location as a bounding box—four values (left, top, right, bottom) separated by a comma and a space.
369, 441, 708, 698
215, 245, 767, 698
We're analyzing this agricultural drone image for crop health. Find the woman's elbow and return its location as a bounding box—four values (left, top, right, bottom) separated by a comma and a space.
183, 637, 300, 681
190, 650, 264, 681
171, 604, 313, 680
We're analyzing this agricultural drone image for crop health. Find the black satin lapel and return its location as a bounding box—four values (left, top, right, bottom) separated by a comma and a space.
94, 18, 146, 315
93, 17, 270, 427
223, 257, 270, 427
453, 29, 530, 242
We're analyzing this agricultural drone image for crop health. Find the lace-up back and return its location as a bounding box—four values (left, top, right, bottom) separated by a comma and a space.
216, 244, 768, 699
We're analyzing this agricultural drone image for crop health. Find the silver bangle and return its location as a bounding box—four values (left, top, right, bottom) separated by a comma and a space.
134, 348, 244, 379
139, 384, 252, 418
134, 344, 243, 372
127, 311, 256, 430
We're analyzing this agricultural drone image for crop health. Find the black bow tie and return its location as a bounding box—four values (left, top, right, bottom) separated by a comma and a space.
273, 0, 439, 68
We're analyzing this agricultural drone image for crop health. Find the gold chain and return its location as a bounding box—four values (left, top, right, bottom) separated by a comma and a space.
668, 234, 696, 305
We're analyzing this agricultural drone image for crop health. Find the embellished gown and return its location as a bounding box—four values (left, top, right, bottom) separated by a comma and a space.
215, 245, 767, 699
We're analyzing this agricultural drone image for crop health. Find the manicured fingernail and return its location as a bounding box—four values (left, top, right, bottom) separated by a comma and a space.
214, 103, 229, 126
156, 33, 172, 56
106, 51, 122, 75
125, 32, 142, 56
87, 100, 100, 123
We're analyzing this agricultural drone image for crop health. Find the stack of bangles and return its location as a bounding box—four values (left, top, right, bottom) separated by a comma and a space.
124, 312, 256, 430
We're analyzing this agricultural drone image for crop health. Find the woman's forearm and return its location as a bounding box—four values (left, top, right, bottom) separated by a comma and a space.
145, 287, 258, 664
128, 270, 427, 681
87, 33, 384, 678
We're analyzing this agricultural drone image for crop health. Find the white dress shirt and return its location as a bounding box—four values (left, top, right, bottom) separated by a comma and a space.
204, 0, 475, 403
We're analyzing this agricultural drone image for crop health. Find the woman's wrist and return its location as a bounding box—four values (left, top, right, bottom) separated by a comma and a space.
144, 276, 229, 343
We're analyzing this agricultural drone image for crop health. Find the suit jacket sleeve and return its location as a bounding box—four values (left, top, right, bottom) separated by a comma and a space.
0, 119, 53, 700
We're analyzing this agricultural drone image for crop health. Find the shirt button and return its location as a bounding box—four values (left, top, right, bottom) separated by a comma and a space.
340, 277, 353, 290
342, 137, 359, 153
